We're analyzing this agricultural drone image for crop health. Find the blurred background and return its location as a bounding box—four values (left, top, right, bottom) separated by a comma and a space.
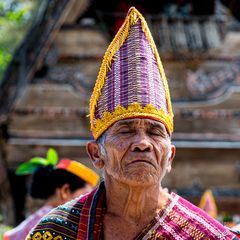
0, 0, 240, 235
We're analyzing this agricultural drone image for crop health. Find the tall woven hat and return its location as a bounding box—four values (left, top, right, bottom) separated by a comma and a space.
90, 7, 173, 139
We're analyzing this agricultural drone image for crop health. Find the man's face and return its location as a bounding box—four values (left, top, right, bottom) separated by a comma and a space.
102, 118, 175, 187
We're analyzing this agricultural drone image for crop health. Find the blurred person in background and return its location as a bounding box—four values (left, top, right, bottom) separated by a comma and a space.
3, 149, 99, 240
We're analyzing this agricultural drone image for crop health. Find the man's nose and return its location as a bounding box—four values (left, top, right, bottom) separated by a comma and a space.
130, 134, 153, 152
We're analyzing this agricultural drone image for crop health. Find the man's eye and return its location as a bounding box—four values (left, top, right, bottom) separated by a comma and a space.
118, 128, 132, 134
120, 131, 132, 134
149, 130, 164, 136
150, 132, 160, 136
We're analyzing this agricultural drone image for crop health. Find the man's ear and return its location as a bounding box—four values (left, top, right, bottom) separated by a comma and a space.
86, 141, 105, 169
166, 145, 176, 173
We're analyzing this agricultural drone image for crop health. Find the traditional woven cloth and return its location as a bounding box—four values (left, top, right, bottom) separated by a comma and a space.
27, 182, 236, 240
90, 7, 173, 139
26, 199, 82, 240
26, 182, 106, 240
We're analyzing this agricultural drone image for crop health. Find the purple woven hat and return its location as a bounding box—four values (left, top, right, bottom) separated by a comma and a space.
90, 7, 173, 139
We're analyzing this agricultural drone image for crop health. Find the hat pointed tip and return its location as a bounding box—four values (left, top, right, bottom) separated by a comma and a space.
128, 6, 137, 11
127, 6, 141, 15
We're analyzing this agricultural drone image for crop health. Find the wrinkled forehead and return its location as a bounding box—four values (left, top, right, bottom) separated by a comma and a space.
110, 118, 168, 133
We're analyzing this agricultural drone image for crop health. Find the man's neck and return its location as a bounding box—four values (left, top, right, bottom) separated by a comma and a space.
104, 175, 170, 224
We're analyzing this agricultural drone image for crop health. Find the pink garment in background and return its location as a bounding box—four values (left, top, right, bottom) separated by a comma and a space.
3, 205, 53, 240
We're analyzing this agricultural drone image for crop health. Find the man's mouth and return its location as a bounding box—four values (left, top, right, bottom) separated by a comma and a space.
129, 159, 156, 168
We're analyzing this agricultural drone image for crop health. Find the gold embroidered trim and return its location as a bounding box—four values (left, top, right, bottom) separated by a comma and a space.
27, 231, 63, 240
92, 102, 173, 139
89, 7, 173, 138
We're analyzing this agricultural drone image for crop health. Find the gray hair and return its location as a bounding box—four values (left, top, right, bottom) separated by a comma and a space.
96, 132, 108, 159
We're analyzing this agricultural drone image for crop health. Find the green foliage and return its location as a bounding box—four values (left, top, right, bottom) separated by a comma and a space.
16, 148, 59, 175
223, 215, 233, 223
6, 8, 28, 23
0, 213, 12, 239
0, 224, 12, 240
0, 48, 12, 80
0, 0, 41, 81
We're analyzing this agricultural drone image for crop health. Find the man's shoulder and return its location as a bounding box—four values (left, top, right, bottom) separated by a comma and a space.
168, 194, 236, 239
26, 194, 89, 240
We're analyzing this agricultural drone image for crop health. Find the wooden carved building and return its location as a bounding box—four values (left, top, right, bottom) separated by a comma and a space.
0, 0, 240, 224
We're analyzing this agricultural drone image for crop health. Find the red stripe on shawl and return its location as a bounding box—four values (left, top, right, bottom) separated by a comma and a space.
77, 185, 106, 239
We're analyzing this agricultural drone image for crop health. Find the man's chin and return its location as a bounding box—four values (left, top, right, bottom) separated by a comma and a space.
121, 171, 159, 186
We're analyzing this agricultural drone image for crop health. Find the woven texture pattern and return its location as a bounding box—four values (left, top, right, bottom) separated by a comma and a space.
27, 182, 236, 240
95, 20, 168, 118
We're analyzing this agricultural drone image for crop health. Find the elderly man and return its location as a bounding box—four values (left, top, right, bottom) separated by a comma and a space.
27, 7, 237, 240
